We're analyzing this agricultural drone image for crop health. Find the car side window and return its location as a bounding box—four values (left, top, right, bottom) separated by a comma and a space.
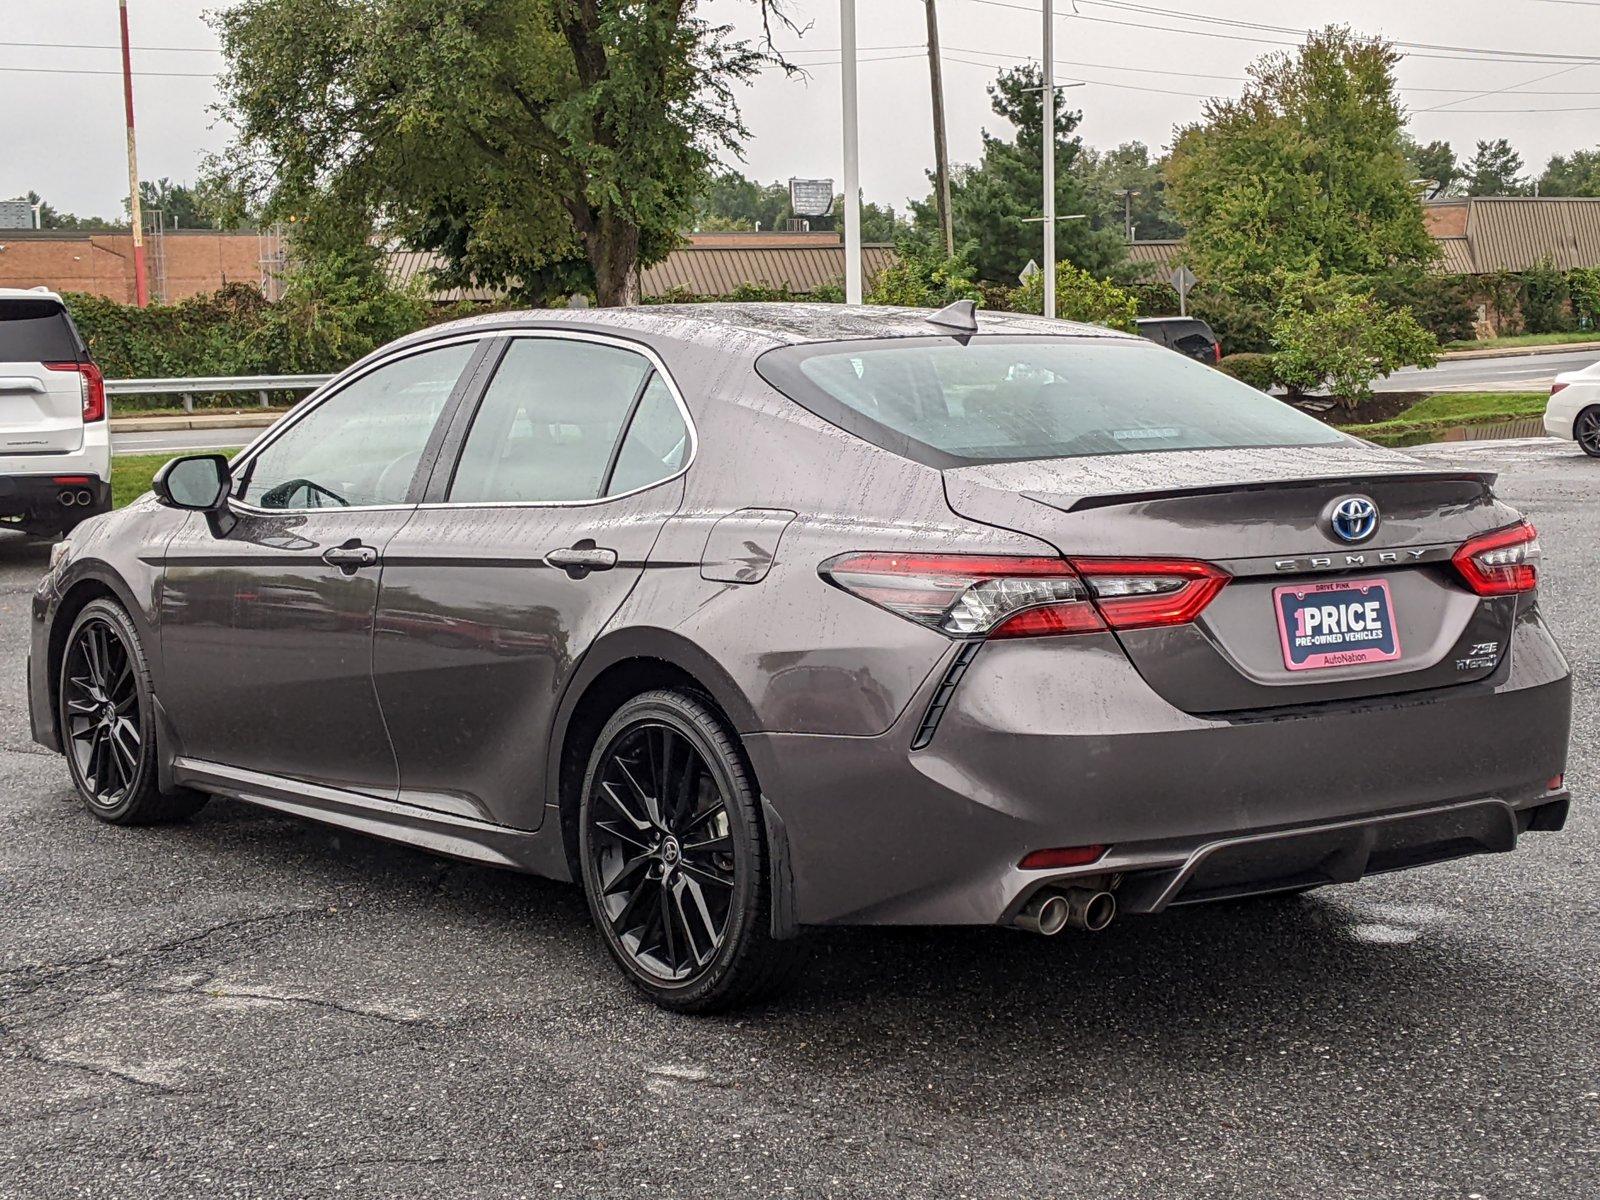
448, 338, 653, 504
607, 374, 689, 495
240, 342, 476, 509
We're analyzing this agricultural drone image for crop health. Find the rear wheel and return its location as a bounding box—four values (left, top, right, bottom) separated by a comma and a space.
577, 689, 806, 1012
1576, 405, 1600, 458
58, 599, 207, 825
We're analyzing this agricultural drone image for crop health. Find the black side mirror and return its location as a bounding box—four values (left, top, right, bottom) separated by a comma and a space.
152, 454, 239, 536
153, 454, 231, 511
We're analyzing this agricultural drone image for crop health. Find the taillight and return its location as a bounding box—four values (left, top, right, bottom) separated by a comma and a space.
45, 361, 107, 422
1070, 558, 1231, 630
820, 553, 1101, 639
1212, 341, 1222, 363
819, 553, 1229, 639
1551, 382, 1569, 396
1452, 521, 1539, 596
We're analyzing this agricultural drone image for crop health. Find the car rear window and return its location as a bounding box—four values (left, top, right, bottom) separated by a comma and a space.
1139, 319, 1212, 340
756, 335, 1348, 466
0, 298, 82, 362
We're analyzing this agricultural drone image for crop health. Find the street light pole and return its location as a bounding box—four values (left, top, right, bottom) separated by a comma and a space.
118, 0, 149, 307
840, 0, 863, 305
1042, 0, 1055, 319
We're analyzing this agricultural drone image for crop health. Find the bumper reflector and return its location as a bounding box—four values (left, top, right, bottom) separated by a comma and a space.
1548, 775, 1565, 792
1019, 845, 1108, 870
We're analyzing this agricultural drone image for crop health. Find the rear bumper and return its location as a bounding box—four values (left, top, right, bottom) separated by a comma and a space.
0, 473, 110, 523
747, 613, 1572, 928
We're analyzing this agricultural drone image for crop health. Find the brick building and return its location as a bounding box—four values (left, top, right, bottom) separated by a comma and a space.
0, 228, 272, 303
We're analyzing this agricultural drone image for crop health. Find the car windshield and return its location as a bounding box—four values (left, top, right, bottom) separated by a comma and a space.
758, 336, 1349, 466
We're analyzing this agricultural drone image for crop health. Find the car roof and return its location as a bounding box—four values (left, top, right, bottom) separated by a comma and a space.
394, 302, 1139, 361
0, 286, 66, 306
1136, 316, 1210, 327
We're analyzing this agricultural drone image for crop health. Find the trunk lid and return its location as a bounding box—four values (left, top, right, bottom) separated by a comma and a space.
944, 444, 1523, 713
0, 296, 87, 455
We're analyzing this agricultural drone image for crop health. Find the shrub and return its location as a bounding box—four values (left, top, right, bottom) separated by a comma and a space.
1011, 263, 1139, 331
866, 243, 982, 308
1217, 352, 1277, 391
1568, 267, 1600, 329
1520, 259, 1574, 334
1270, 284, 1439, 407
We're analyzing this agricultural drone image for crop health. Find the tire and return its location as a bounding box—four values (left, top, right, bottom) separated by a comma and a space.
577, 689, 807, 1013
1576, 405, 1600, 459
57, 598, 208, 825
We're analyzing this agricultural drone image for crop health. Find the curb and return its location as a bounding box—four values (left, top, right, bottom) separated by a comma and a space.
1437, 341, 1600, 362
109, 413, 284, 433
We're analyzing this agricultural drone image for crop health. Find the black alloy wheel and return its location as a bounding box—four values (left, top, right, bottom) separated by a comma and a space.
578, 690, 806, 1012
63, 612, 143, 808
1576, 406, 1600, 458
58, 599, 206, 825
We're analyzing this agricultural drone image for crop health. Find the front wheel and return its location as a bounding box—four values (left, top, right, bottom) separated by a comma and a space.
58, 598, 207, 825
577, 689, 806, 1013
1576, 405, 1600, 458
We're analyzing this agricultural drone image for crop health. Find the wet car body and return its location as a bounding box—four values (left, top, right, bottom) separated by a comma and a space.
28, 304, 1572, 1004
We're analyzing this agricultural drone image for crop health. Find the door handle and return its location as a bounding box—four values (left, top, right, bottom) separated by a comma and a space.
322, 543, 379, 573
545, 543, 618, 578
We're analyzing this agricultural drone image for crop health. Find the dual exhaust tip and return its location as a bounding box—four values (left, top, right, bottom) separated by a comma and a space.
1014, 887, 1116, 936
58, 489, 94, 507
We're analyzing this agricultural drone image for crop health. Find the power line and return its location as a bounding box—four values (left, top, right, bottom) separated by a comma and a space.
959, 0, 1600, 67
0, 65, 218, 78
942, 40, 1600, 94
0, 40, 220, 53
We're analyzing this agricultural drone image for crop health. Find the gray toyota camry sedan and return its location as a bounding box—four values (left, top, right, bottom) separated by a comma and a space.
28, 303, 1572, 1011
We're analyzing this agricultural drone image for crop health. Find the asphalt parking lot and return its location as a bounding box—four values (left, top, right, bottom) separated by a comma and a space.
1, 438, 1595, 1200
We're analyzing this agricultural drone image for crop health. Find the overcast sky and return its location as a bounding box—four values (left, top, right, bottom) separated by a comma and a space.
4, 0, 1599, 220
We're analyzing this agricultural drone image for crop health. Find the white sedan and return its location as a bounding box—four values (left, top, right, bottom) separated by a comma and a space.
1545, 357, 1600, 457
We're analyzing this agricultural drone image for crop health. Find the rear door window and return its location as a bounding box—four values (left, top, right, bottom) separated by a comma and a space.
757, 335, 1349, 466
447, 337, 653, 504
0, 298, 82, 362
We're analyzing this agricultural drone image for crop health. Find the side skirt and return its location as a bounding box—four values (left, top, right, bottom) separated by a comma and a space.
170, 758, 574, 881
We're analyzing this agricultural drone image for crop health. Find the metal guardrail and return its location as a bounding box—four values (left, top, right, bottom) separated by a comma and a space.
105, 374, 334, 411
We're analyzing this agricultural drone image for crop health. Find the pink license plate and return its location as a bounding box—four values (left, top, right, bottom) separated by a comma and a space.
1273, 578, 1402, 671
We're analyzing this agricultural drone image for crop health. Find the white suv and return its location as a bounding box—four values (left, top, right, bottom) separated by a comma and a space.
0, 287, 111, 537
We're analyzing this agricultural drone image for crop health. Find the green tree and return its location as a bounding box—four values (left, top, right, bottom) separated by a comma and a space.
693, 170, 792, 231
24, 191, 125, 232
1076, 141, 1183, 241
1403, 136, 1461, 197
129, 179, 210, 230
1538, 146, 1600, 197
1465, 138, 1527, 196
911, 64, 1123, 285
213, 0, 793, 306
1166, 27, 1436, 287
691, 171, 906, 240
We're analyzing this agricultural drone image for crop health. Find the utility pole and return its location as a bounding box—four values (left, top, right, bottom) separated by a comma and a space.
1113, 188, 1140, 242
841, 0, 863, 304
1042, 0, 1055, 318
118, 0, 149, 307
925, 0, 954, 257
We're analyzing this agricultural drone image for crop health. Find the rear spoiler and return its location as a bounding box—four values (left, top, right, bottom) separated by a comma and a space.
1035, 470, 1500, 514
